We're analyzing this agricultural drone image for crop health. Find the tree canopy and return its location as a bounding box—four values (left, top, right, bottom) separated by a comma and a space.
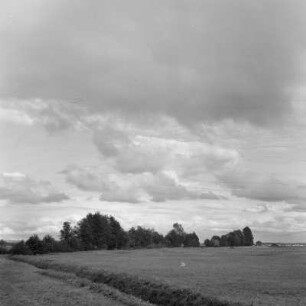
205, 227, 254, 247
8, 210, 254, 255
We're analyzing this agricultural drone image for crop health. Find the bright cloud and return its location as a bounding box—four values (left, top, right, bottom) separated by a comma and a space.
0, 105, 33, 126
62, 165, 222, 203
0, 1, 306, 242
0, 99, 86, 132
93, 122, 240, 175
0, 173, 69, 204
218, 170, 306, 205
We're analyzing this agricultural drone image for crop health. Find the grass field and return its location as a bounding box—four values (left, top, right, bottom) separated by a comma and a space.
13, 246, 306, 305
0, 255, 128, 306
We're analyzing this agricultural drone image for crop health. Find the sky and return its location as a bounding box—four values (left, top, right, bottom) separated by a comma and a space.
1, 0, 306, 242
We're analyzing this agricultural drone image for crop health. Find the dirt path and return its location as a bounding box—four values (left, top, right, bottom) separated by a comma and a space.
0, 256, 124, 306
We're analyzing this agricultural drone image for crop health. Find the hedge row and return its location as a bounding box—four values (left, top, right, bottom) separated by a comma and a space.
11, 256, 246, 306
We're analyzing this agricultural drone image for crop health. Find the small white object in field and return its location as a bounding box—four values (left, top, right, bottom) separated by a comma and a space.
180, 262, 186, 267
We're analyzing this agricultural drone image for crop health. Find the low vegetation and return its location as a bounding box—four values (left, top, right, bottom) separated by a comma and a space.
38, 269, 155, 306
11, 255, 244, 306
0, 239, 15, 254
0, 256, 129, 306
11, 247, 306, 305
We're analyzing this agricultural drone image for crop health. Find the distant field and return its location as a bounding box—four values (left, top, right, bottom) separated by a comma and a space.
15, 247, 306, 305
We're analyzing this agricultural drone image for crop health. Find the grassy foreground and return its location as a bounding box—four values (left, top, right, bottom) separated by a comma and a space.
11, 246, 306, 305
0, 255, 126, 306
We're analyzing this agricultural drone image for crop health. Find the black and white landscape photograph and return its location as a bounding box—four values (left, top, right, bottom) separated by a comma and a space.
0, 1, 306, 305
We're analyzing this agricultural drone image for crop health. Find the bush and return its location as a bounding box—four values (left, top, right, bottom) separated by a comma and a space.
0, 246, 8, 254
183, 232, 200, 247
26, 235, 44, 255
42, 234, 57, 253
205, 227, 255, 247
128, 226, 165, 249
10, 241, 33, 255
165, 223, 185, 247
0, 240, 9, 254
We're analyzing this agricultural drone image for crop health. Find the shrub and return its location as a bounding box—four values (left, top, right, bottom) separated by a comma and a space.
165, 223, 185, 247
26, 235, 44, 255
42, 234, 57, 253
184, 232, 200, 247
10, 240, 33, 255
0, 246, 8, 254
205, 227, 255, 247
0, 240, 9, 254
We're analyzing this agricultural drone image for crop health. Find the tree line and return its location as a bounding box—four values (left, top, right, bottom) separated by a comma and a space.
204, 226, 254, 247
9, 212, 201, 255
5, 212, 255, 255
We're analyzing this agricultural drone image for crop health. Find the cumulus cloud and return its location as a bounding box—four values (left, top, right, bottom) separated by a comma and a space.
141, 171, 220, 202
93, 126, 131, 157
218, 170, 306, 204
0, 99, 86, 132
2, 172, 26, 179
93, 123, 239, 175
1, 1, 306, 242
0, 218, 68, 240
61, 165, 109, 192
1, 0, 305, 126
0, 106, 33, 126
62, 165, 221, 203
0, 173, 69, 204
94, 133, 173, 174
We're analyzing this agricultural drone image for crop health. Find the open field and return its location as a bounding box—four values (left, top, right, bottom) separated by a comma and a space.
0, 255, 129, 306
12, 246, 306, 305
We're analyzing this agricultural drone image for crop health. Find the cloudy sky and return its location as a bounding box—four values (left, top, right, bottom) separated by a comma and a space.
1, 0, 306, 242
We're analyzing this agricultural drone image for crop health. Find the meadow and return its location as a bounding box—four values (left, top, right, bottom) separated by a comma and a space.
13, 246, 306, 306
0, 256, 130, 306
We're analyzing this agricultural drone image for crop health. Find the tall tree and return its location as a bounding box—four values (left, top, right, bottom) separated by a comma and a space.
60, 222, 74, 242
204, 239, 211, 247
10, 240, 32, 255
109, 216, 127, 249
91, 212, 111, 248
220, 234, 230, 247
173, 223, 185, 237
42, 234, 56, 253
151, 230, 164, 246
77, 212, 111, 249
165, 223, 186, 247
243, 226, 254, 246
211, 236, 221, 247
183, 232, 200, 247
76, 212, 127, 250
26, 234, 44, 254
128, 226, 154, 248
77, 217, 94, 250
232, 230, 244, 246
60, 221, 80, 250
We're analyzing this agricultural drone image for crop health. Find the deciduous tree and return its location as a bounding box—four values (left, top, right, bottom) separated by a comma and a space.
243, 226, 254, 246
183, 232, 200, 247
26, 234, 44, 254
